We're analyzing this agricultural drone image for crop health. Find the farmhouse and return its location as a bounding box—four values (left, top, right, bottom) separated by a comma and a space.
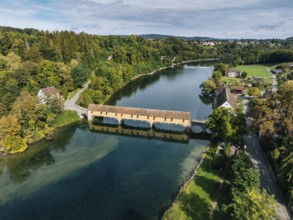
226, 71, 241, 77
214, 84, 237, 109
38, 86, 60, 104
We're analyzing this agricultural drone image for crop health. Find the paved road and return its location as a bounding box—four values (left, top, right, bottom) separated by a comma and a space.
244, 133, 291, 220
266, 67, 278, 90
64, 80, 91, 118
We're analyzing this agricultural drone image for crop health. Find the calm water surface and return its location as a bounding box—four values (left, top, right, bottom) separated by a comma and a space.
0, 65, 213, 220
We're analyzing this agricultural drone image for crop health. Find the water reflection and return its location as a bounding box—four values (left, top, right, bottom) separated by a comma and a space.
89, 123, 190, 143
0, 65, 214, 220
107, 67, 184, 105
0, 123, 119, 206
199, 93, 214, 105
0, 124, 78, 184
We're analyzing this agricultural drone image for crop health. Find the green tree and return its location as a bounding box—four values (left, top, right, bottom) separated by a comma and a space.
214, 63, 228, 76
212, 70, 222, 85
200, 79, 216, 94
71, 65, 90, 88
241, 71, 248, 78
231, 151, 260, 195
207, 107, 236, 141
248, 87, 261, 96
232, 188, 277, 220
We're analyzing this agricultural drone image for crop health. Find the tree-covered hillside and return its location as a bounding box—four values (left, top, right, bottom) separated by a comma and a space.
1, 26, 293, 154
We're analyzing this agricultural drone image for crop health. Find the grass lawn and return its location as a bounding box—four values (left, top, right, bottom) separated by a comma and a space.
162, 147, 222, 220
236, 65, 270, 78
236, 65, 272, 83
221, 76, 243, 85
54, 110, 80, 127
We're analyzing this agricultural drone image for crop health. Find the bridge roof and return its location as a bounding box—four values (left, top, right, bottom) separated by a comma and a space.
88, 104, 190, 120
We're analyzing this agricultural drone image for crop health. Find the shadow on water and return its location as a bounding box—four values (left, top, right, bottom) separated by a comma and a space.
0, 123, 78, 183
106, 67, 184, 106
199, 93, 214, 105
122, 208, 146, 220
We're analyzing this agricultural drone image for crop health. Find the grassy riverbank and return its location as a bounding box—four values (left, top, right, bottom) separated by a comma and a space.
162, 147, 224, 220
53, 110, 80, 128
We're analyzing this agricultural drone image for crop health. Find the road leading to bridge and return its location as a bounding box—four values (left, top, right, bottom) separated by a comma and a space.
64, 80, 90, 118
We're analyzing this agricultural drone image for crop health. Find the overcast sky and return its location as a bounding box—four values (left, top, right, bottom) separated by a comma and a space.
1, 0, 293, 39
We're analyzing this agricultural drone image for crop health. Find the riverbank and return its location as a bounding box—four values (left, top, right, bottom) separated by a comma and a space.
162, 146, 223, 220
130, 58, 218, 82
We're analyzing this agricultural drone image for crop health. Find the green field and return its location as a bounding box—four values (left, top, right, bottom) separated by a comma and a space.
221, 76, 243, 85
236, 65, 271, 77
162, 147, 222, 220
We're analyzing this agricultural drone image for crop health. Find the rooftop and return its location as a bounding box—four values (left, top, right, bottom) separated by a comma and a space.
88, 104, 190, 120
231, 86, 244, 91
215, 85, 237, 109
40, 86, 59, 97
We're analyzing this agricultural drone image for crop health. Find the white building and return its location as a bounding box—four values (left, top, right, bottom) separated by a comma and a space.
38, 86, 60, 104
226, 71, 241, 77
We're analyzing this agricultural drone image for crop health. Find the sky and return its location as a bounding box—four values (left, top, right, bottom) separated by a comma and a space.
0, 0, 293, 39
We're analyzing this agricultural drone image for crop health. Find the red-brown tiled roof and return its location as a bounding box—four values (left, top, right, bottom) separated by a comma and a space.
216, 83, 226, 95
88, 104, 190, 120
231, 86, 244, 91
41, 86, 59, 97
215, 85, 237, 109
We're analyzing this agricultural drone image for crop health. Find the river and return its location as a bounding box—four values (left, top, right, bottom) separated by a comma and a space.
0, 65, 213, 220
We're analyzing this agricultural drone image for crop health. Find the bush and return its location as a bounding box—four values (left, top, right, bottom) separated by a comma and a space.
54, 110, 80, 127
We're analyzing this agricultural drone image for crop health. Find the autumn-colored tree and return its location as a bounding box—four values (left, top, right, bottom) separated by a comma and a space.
0, 114, 21, 139
0, 114, 28, 154
1, 135, 28, 154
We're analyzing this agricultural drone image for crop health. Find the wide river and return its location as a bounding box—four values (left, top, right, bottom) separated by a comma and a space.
0, 65, 213, 220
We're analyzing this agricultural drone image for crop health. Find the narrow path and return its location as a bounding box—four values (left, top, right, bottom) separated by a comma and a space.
244, 133, 291, 220
64, 80, 91, 118
266, 67, 278, 90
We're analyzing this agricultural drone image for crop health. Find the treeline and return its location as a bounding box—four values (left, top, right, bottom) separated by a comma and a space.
250, 80, 293, 207
216, 40, 293, 66
219, 151, 277, 219
0, 26, 218, 154
1, 26, 293, 154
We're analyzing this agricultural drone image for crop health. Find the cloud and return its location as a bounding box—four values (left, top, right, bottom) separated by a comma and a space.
0, 0, 293, 38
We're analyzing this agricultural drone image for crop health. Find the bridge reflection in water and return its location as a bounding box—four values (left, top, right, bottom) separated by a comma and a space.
89, 121, 211, 143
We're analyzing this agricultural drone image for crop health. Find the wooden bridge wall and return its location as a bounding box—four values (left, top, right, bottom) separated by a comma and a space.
88, 105, 191, 128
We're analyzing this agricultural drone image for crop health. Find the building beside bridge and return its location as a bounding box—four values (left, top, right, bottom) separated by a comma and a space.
38, 86, 60, 104
88, 104, 191, 128
214, 84, 237, 110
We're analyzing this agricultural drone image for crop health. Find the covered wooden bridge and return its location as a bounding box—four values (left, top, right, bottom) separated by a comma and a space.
88, 104, 191, 128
